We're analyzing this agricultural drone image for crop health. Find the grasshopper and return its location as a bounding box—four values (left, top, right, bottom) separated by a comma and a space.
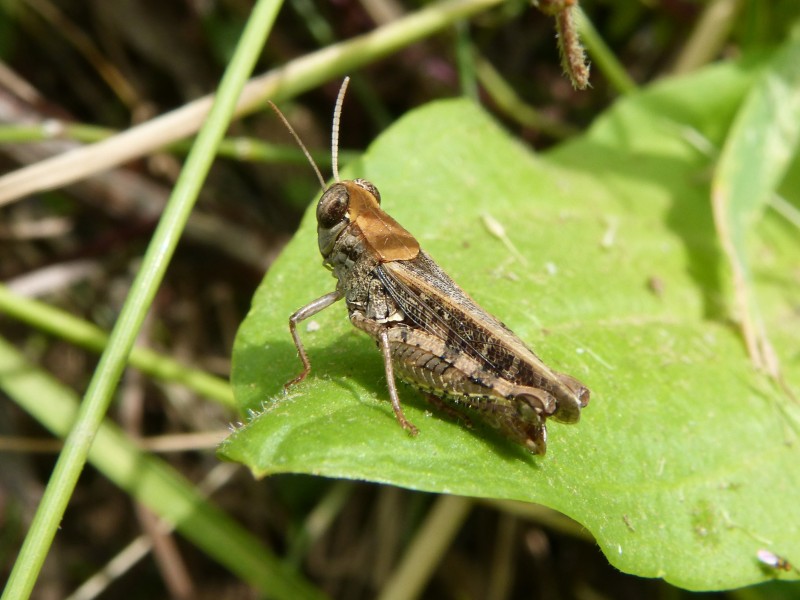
277, 78, 589, 454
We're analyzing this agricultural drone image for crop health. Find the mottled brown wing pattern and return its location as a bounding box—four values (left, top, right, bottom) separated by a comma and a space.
376, 256, 495, 364
377, 252, 558, 389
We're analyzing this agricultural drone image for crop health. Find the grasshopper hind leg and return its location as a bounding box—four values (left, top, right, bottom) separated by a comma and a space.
421, 393, 475, 429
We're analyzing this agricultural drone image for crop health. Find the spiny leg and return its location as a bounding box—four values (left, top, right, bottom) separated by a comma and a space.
378, 328, 419, 436
286, 290, 343, 388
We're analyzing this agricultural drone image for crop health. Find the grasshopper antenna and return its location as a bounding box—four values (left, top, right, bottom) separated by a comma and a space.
331, 76, 350, 183
267, 101, 326, 190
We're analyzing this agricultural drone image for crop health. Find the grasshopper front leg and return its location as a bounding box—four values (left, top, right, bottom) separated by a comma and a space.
286, 289, 343, 388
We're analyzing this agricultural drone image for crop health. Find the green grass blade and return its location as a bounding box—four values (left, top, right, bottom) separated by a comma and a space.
575, 7, 637, 95
1, 1, 282, 597
0, 284, 234, 408
711, 23, 800, 373
0, 0, 504, 205
0, 336, 325, 599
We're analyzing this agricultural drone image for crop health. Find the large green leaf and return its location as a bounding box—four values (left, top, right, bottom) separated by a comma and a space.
711, 27, 800, 373
219, 58, 800, 590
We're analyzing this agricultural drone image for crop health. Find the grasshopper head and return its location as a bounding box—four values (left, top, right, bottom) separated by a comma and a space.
316, 179, 419, 264
316, 179, 380, 259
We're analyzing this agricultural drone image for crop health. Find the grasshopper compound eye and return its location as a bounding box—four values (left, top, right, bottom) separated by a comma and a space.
317, 184, 350, 229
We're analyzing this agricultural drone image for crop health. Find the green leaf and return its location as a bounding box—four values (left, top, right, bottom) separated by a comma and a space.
220, 58, 800, 591
711, 25, 800, 370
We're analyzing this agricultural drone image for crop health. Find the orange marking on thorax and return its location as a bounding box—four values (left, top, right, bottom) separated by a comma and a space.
345, 181, 420, 262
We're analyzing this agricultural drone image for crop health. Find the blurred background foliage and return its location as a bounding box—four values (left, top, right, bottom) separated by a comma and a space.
1, 0, 799, 598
